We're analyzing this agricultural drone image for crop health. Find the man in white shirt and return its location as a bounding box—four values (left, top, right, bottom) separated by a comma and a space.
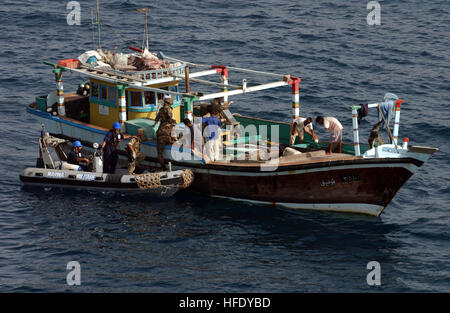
290, 117, 319, 145
315, 116, 343, 154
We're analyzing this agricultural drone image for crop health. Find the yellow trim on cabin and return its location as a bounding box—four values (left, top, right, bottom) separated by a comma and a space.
128, 106, 181, 123
88, 78, 181, 129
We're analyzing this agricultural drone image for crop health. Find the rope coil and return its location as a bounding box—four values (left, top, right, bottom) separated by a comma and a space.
134, 169, 194, 190
135, 172, 161, 190
179, 169, 195, 189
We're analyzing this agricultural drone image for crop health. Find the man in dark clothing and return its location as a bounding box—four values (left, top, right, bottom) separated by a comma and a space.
155, 97, 176, 170
357, 103, 369, 123
183, 118, 195, 151
101, 122, 123, 173
67, 141, 90, 171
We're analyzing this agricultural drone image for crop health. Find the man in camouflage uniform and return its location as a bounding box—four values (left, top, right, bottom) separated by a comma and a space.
127, 128, 147, 174
155, 97, 176, 170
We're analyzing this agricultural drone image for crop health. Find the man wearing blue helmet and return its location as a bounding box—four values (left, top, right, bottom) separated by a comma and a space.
101, 122, 123, 173
67, 141, 90, 170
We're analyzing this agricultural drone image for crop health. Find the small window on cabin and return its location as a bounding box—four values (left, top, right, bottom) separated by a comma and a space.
170, 86, 178, 102
130, 91, 142, 107
108, 87, 116, 105
100, 86, 107, 101
144, 91, 155, 106
157, 87, 169, 102
91, 82, 99, 98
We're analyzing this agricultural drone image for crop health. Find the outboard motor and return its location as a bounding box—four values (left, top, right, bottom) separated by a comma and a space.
92, 142, 103, 173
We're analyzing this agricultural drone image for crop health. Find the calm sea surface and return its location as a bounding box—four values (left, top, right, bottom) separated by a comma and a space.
0, 0, 449, 292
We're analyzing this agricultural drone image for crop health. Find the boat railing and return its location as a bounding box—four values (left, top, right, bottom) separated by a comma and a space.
121, 63, 186, 82
351, 99, 403, 157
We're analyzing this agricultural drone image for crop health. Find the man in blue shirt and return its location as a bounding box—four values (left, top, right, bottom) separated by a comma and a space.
202, 108, 222, 162
67, 141, 90, 171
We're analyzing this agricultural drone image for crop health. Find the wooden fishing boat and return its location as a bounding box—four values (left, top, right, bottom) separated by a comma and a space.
25, 5, 437, 216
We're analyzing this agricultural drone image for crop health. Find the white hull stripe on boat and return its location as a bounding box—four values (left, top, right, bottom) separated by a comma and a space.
191, 162, 419, 177
211, 195, 385, 216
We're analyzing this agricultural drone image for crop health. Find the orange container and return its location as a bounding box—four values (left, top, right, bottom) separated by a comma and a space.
58, 59, 81, 69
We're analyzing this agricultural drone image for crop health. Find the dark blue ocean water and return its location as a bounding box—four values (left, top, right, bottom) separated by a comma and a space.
0, 0, 449, 292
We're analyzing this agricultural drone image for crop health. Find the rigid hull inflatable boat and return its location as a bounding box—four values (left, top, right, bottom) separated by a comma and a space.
20, 131, 194, 196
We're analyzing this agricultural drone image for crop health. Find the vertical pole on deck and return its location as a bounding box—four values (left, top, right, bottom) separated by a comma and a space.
351, 105, 361, 156
183, 97, 193, 122
117, 84, 128, 126
212, 65, 229, 107
221, 68, 229, 108
291, 77, 301, 120
185, 66, 190, 93
54, 68, 66, 116
392, 99, 403, 146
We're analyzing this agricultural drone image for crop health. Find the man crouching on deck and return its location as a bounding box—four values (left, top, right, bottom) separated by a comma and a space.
290, 116, 319, 145
316, 116, 343, 154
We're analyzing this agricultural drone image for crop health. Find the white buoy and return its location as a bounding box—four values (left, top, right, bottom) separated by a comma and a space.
402, 137, 409, 150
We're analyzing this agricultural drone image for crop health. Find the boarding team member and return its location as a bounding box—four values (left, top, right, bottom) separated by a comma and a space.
202, 107, 222, 162
155, 96, 177, 170
127, 128, 147, 175
290, 116, 319, 145
101, 122, 122, 173
67, 141, 90, 170
315, 116, 343, 154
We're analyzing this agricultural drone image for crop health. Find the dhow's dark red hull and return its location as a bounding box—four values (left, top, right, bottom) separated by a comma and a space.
186, 157, 422, 216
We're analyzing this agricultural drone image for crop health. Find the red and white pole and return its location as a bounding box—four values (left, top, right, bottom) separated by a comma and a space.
290, 77, 301, 120
212, 65, 229, 106
393, 99, 403, 145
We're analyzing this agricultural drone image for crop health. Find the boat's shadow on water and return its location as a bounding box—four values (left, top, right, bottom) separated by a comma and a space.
174, 190, 401, 247
21, 185, 400, 247
172, 191, 409, 291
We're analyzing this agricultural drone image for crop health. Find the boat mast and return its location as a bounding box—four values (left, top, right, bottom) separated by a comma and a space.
137, 8, 149, 51
91, 0, 101, 49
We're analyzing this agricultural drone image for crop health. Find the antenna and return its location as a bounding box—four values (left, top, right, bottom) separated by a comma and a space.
91, 0, 101, 49
137, 8, 149, 51
90, 8, 95, 49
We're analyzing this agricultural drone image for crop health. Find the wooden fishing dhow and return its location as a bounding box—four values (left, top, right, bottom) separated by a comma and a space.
25, 5, 437, 216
